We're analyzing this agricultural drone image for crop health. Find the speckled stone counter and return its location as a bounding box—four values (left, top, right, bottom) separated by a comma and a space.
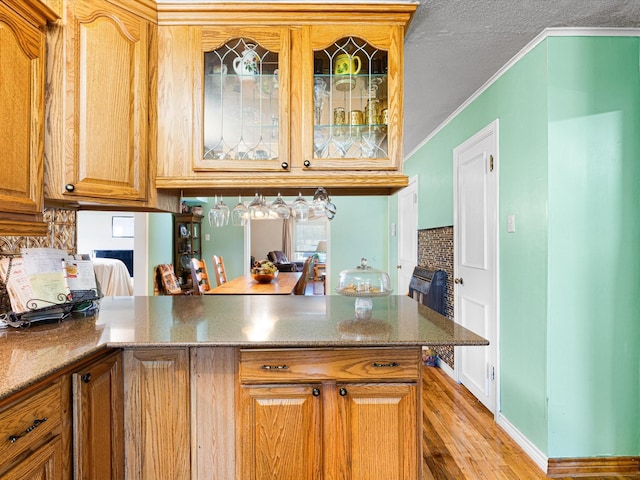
0, 295, 487, 400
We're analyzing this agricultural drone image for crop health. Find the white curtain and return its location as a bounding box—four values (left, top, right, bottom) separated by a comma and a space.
283, 218, 294, 260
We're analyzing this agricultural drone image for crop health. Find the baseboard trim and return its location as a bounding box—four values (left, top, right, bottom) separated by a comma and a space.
547, 456, 640, 477
437, 359, 456, 380
495, 413, 548, 473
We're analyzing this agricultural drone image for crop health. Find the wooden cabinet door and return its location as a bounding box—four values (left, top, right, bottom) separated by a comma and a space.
300, 24, 405, 172
239, 384, 323, 480
123, 348, 190, 480
334, 383, 418, 480
0, 0, 55, 235
72, 350, 123, 480
0, 437, 63, 480
48, 0, 150, 202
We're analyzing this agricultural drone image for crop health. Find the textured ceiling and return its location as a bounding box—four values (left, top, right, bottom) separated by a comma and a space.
403, 0, 640, 154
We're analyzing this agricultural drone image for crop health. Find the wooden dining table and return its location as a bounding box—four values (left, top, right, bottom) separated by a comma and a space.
206, 272, 302, 295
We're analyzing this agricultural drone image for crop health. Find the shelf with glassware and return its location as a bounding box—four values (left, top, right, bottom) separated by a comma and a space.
195, 31, 289, 173
301, 29, 403, 172
173, 213, 203, 288
312, 72, 389, 161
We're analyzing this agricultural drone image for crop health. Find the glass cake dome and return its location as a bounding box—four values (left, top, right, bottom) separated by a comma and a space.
335, 258, 392, 319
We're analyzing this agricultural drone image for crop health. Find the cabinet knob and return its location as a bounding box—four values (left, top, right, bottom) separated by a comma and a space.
65, 184, 75, 192
312, 388, 320, 397
339, 387, 347, 396
281, 162, 288, 170
81, 373, 92, 383
303, 160, 311, 168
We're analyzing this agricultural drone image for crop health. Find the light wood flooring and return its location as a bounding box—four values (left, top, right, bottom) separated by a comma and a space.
421, 366, 639, 480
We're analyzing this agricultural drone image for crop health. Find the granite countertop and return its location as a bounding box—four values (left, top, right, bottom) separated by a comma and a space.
0, 295, 488, 400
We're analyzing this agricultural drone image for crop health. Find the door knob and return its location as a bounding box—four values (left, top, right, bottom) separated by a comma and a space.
454, 278, 463, 285
396, 265, 401, 269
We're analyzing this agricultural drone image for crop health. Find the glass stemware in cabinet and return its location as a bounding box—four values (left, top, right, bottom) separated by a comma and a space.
331, 128, 354, 158
313, 77, 328, 125
202, 39, 280, 165
231, 195, 249, 226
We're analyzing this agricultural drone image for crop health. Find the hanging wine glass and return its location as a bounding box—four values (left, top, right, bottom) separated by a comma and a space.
231, 195, 249, 226
216, 196, 230, 226
270, 193, 291, 219
312, 187, 329, 216
292, 192, 309, 221
249, 193, 268, 219
208, 195, 220, 227
325, 199, 337, 220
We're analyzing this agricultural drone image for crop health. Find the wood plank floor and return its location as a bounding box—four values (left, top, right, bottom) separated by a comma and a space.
421, 365, 639, 480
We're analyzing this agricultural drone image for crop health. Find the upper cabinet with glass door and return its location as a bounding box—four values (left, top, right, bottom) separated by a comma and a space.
193, 27, 290, 172
301, 25, 405, 171
155, 4, 416, 194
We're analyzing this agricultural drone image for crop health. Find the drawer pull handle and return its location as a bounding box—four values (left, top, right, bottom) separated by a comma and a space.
8, 417, 48, 443
261, 364, 289, 370
372, 362, 400, 368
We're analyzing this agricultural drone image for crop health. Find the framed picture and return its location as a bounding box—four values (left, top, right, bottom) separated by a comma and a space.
112, 216, 134, 238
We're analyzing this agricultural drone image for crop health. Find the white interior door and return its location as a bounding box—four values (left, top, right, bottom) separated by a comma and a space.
397, 177, 418, 295
453, 121, 498, 415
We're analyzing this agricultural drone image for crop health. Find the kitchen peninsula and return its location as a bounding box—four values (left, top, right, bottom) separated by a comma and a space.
0, 295, 487, 479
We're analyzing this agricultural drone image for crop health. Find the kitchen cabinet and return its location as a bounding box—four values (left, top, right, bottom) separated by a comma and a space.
71, 350, 123, 480
0, 376, 70, 479
238, 347, 420, 479
44, 0, 178, 212
155, 2, 417, 195
0, 0, 57, 236
123, 348, 190, 480
173, 213, 203, 288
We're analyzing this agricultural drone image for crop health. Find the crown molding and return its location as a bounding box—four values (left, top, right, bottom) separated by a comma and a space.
405, 27, 640, 160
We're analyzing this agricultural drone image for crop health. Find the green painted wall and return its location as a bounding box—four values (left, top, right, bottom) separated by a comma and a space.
546, 36, 640, 457
328, 196, 390, 291
181, 195, 392, 293
402, 35, 640, 458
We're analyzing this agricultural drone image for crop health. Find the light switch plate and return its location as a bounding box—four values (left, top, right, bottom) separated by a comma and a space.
507, 215, 516, 233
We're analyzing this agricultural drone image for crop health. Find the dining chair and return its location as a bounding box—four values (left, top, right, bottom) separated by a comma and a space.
190, 258, 211, 295
154, 264, 188, 295
212, 255, 228, 286
293, 257, 314, 295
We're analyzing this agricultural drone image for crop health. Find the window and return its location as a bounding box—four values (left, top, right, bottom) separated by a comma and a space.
293, 218, 327, 263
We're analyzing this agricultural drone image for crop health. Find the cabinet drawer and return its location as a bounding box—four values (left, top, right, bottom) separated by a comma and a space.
0, 380, 63, 464
239, 348, 420, 383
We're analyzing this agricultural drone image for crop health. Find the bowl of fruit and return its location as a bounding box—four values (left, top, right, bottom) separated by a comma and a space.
251, 260, 279, 283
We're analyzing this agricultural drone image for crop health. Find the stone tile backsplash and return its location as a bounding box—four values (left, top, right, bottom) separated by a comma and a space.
0, 208, 77, 254
418, 226, 455, 369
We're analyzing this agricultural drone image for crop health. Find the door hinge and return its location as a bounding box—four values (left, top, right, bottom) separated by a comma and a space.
489, 365, 495, 381
489, 154, 494, 172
